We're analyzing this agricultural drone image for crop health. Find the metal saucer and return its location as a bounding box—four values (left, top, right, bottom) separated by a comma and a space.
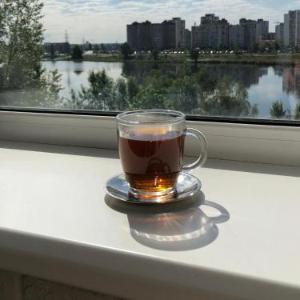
106, 172, 202, 204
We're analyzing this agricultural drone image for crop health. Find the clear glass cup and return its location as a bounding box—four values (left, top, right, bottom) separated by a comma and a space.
117, 109, 207, 201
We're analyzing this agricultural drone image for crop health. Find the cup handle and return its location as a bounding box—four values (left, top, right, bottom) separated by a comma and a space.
182, 128, 208, 171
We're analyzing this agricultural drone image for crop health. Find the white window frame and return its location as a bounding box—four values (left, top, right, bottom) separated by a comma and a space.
0, 110, 300, 166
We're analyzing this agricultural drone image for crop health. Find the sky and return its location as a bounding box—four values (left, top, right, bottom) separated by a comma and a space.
42, 0, 300, 43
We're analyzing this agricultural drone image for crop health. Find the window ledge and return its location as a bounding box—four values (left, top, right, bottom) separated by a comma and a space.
0, 141, 299, 300
0, 110, 300, 166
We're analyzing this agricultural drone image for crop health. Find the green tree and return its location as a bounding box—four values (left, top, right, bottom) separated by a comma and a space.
151, 49, 159, 61
0, 0, 44, 89
294, 103, 300, 119
0, 0, 62, 108
200, 77, 250, 117
120, 42, 133, 60
69, 64, 258, 117
50, 44, 56, 60
72, 45, 83, 60
100, 44, 107, 53
26, 69, 62, 108
114, 78, 129, 110
270, 101, 286, 119
70, 70, 115, 110
190, 49, 199, 65
93, 44, 100, 53
168, 75, 199, 113
127, 77, 139, 101
250, 104, 259, 117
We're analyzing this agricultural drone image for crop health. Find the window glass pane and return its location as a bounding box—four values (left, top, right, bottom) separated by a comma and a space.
0, 0, 299, 121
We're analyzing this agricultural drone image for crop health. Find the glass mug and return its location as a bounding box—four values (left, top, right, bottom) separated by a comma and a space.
117, 110, 207, 200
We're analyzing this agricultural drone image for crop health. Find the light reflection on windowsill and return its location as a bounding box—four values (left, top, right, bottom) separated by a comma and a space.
105, 192, 230, 251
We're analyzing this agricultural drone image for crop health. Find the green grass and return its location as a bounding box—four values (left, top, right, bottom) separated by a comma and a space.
43, 53, 300, 65
195, 54, 299, 65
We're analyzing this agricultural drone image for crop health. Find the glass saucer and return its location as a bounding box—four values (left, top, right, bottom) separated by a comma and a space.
106, 172, 202, 204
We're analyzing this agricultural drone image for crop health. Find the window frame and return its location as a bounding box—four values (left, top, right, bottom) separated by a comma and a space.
1, 108, 300, 167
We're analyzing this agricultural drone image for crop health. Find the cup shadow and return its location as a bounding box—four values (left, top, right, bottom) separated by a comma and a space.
105, 192, 230, 251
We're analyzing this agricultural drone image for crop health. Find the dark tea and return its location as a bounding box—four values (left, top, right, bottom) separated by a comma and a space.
119, 129, 185, 193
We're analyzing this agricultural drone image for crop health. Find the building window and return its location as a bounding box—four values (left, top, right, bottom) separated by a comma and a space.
0, 1, 300, 123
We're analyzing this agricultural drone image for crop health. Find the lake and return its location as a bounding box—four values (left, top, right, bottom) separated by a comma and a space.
42, 61, 124, 99
0, 60, 298, 119
42, 60, 299, 119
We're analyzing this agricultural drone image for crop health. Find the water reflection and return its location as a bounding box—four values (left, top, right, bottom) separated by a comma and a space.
122, 62, 268, 89
74, 70, 83, 75
105, 192, 230, 251
43, 61, 300, 119
1, 60, 300, 120
282, 64, 300, 99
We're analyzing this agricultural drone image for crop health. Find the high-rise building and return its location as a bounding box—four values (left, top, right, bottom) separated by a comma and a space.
240, 18, 257, 51
216, 19, 230, 49
229, 25, 245, 50
185, 29, 191, 49
283, 10, 300, 49
127, 18, 185, 51
191, 24, 201, 49
284, 11, 296, 48
295, 10, 300, 48
127, 22, 138, 50
127, 21, 152, 51
201, 14, 219, 24
192, 23, 211, 49
162, 20, 176, 49
191, 14, 229, 50
276, 23, 284, 47
151, 23, 164, 50
173, 18, 186, 49
256, 19, 269, 42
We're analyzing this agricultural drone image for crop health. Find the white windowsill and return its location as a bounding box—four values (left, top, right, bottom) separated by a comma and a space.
1, 110, 300, 166
0, 140, 299, 300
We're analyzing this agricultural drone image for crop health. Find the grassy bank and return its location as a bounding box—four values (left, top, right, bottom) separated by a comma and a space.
43, 53, 300, 65
195, 54, 300, 65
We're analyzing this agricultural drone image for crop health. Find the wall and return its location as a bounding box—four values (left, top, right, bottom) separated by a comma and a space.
0, 269, 123, 300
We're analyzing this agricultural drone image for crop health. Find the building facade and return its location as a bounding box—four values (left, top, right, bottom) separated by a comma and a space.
256, 19, 269, 42
151, 23, 164, 50
185, 29, 191, 49
295, 10, 300, 48
126, 12, 300, 53
284, 11, 296, 48
173, 17, 186, 49
127, 21, 152, 51
191, 15, 270, 51
229, 25, 245, 50
127, 18, 185, 51
191, 14, 229, 50
216, 19, 230, 49
239, 18, 257, 51
276, 23, 285, 47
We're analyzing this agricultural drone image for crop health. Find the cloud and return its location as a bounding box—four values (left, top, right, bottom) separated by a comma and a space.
42, 0, 292, 43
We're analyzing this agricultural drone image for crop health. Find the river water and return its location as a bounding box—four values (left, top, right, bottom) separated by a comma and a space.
42, 60, 299, 118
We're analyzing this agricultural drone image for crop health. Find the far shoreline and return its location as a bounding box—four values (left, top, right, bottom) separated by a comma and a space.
42, 53, 300, 66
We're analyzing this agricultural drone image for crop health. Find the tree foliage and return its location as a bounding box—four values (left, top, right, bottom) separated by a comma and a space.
0, 0, 62, 107
120, 43, 133, 60
295, 104, 300, 119
70, 65, 255, 117
72, 45, 83, 60
190, 49, 199, 64
0, 0, 44, 89
151, 49, 160, 61
270, 101, 286, 119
